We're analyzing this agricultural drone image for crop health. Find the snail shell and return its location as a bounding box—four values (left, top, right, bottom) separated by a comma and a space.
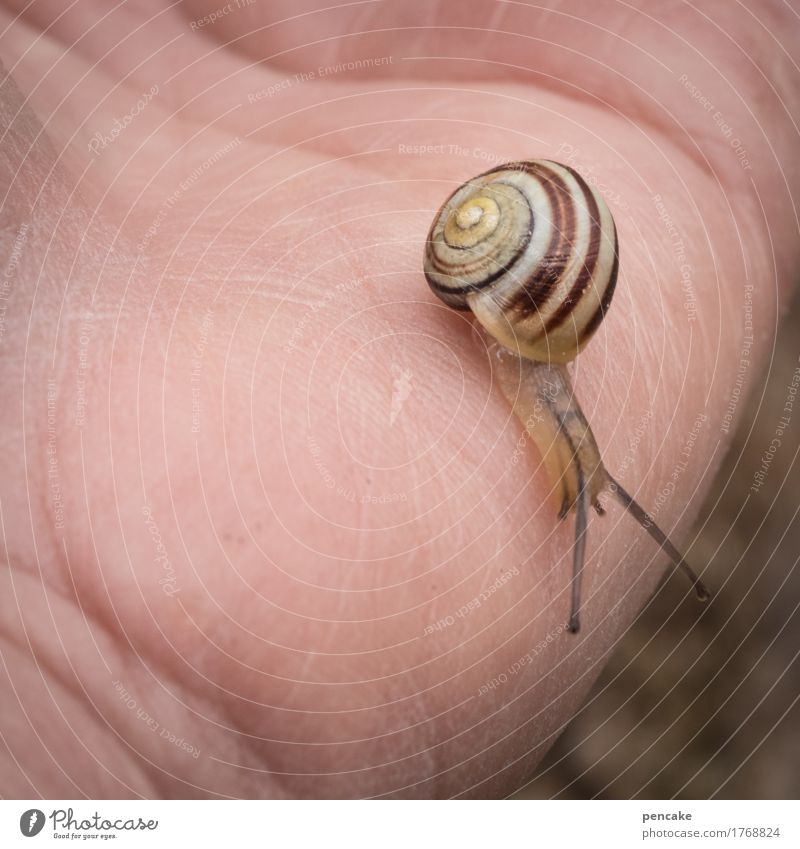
423, 160, 619, 363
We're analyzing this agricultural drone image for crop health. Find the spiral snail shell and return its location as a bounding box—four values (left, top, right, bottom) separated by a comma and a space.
424, 159, 618, 364
423, 159, 708, 633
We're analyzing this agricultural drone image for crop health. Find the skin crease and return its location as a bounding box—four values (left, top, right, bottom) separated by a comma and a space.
0, 0, 798, 799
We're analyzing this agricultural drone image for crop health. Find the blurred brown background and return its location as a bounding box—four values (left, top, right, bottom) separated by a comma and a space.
514, 288, 800, 800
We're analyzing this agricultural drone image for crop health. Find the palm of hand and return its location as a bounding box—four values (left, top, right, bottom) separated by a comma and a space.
0, 0, 794, 798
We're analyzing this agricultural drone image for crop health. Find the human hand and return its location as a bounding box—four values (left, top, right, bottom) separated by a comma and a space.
1, 0, 798, 798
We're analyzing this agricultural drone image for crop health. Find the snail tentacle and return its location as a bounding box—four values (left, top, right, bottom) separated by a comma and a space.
568, 469, 591, 634
607, 477, 711, 602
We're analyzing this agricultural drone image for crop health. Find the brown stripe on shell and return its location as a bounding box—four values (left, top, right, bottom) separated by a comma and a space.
504, 161, 575, 316
539, 164, 603, 337
579, 220, 619, 342
425, 273, 482, 307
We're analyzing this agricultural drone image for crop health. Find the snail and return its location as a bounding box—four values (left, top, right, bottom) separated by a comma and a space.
423, 159, 709, 633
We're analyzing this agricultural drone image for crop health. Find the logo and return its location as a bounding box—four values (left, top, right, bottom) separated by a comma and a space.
19, 809, 45, 837
15, 808, 160, 838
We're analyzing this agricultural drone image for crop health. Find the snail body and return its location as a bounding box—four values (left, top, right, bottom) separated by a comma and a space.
423, 159, 708, 633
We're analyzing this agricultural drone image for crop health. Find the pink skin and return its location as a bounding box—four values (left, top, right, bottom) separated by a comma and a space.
0, 1, 798, 798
